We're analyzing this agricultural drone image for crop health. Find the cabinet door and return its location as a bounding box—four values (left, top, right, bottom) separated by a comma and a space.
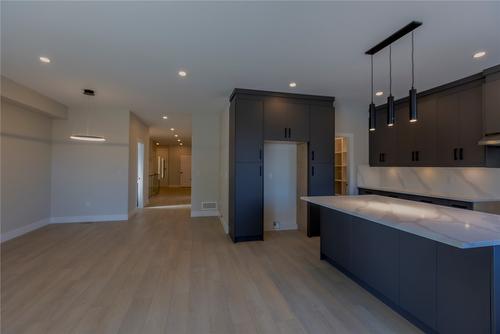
309, 105, 334, 164
309, 163, 334, 196
399, 233, 437, 330
396, 103, 415, 166
369, 126, 380, 166
436, 92, 460, 166
264, 99, 309, 141
234, 163, 263, 239
414, 96, 437, 166
484, 72, 500, 135
320, 208, 351, 270
235, 98, 263, 163
458, 85, 485, 166
287, 103, 310, 142
376, 108, 397, 165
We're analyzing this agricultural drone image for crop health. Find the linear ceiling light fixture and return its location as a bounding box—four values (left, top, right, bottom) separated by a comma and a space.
70, 89, 106, 142
365, 21, 422, 128
368, 55, 376, 131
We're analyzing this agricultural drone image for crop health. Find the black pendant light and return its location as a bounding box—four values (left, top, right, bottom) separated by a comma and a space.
409, 31, 418, 122
369, 55, 376, 131
387, 45, 395, 127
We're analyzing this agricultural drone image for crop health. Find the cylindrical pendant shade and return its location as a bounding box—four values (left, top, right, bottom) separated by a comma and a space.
387, 95, 395, 126
409, 88, 418, 122
369, 103, 376, 131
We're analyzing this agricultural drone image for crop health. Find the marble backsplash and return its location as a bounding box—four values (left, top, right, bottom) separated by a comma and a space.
357, 165, 500, 202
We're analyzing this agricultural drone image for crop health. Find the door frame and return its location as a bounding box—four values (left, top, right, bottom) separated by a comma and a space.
137, 142, 144, 208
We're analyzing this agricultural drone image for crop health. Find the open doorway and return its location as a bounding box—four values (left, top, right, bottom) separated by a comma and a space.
147, 142, 191, 207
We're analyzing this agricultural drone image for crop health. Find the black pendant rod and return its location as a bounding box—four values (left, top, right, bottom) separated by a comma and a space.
371, 55, 374, 103
411, 31, 415, 88
365, 21, 422, 55
389, 45, 392, 95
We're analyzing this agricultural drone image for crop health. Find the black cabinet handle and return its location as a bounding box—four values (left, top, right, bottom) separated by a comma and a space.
259, 165, 262, 176
312, 166, 315, 176
459, 148, 463, 160
412, 151, 415, 162
311, 151, 315, 161
416, 151, 420, 161
379, 153, 382, 162
284, 128, 287, 138
288, 128, 291, 138
454, 148, 457, 160
259, 149, 262, 161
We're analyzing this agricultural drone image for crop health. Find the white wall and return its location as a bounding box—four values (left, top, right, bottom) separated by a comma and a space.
191, 112, 221, 217
51, 107, 130, 222
128, 112, 150, 215
263, 142, 298, 231
335, 101, 369, 194
1, 100, 53, 241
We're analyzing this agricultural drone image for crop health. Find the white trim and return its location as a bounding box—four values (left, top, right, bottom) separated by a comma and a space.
273, 224, 298, 231
50, 214, 128, 224
0, 218, 50, 243
191, 210, 220, 218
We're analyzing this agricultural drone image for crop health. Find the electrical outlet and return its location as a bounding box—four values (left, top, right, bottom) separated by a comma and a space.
273, 221, 280, 230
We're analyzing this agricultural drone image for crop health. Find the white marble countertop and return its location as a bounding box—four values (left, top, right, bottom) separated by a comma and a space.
301, 195, 500, 249
358, 185, 500, 203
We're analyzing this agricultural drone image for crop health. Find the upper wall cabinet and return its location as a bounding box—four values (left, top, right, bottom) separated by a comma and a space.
264, 99, 309, 141
369, 66, 500, 168
309, 105, 334, 164
234, 98, 263, 163
483, 66, 500, 136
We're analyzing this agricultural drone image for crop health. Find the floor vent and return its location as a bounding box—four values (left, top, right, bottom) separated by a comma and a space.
201, 202, 217, 210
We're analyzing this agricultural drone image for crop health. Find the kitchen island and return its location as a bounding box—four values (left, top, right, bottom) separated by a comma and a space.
301, 195, 500, 334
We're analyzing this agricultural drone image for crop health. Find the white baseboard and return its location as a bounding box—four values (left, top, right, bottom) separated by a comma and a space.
0, 218, 50, 243
265, 223, 298, 232
191, 210, 220, 218
50, 214, 128, 224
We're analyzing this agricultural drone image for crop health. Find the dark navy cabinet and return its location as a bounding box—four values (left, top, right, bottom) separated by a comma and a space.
229, 89, 335, 242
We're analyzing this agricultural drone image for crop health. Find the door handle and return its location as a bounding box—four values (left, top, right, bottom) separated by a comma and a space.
454, 148, 457, 160
459, 148, 463, 160
312, 166, 315, 176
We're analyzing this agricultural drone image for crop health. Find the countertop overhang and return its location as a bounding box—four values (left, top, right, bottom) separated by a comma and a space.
301, 195, 500, 249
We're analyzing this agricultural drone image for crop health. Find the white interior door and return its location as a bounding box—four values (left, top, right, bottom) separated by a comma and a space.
137, 142, 144, 208
180, 155, 191, 187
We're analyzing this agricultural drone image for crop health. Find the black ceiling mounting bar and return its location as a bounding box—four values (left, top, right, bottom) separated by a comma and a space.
365, 21, 422, 55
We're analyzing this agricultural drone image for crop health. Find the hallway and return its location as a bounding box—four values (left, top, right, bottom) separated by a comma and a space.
1, 206, 420, 334
147, 187, 191, 207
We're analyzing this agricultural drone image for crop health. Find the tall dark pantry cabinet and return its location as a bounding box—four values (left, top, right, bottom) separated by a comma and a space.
229, 89, 335, 242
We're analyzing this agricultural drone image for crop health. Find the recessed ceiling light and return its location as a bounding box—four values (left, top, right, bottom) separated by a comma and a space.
180, 143, 183, 146
376, 91, 384, 96
177, 139, 181, 142
156, 142, 160, 146
178, 70, 187, 77
162, 116, 168, 120
174, 134, 178, 137
39, 56, 51, 63
473, 51, 486, 59
289, 82, 297, 88
170, 128, 175, 131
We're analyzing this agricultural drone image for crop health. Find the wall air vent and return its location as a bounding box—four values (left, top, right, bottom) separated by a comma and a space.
201, 202, 217, 210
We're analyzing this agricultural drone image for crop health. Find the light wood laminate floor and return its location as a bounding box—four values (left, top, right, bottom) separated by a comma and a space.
1, 206, 420, 334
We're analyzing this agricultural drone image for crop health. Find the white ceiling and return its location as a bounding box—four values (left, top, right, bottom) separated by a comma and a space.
2, 1, 500, 145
